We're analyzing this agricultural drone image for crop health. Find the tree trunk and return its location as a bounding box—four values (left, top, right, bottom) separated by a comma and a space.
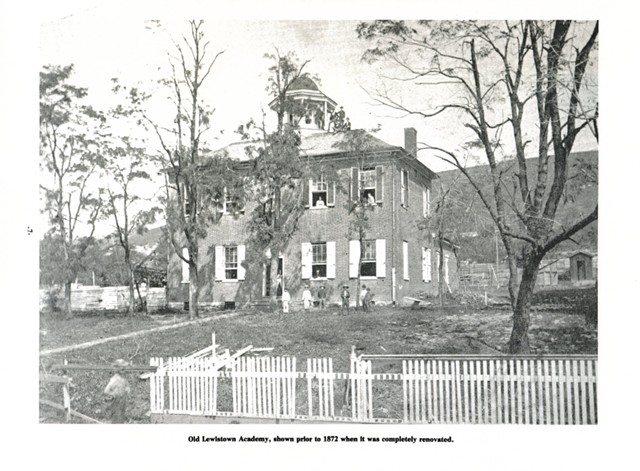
270, 253, 279, 311
506, 254, 541, 353
125, 250, 135, 315
438, 237, 445, 310
64, 281, 72, 319
188, 260, 199, 319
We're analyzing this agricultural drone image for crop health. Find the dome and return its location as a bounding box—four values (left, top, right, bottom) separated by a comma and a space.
288, 76, 320, 92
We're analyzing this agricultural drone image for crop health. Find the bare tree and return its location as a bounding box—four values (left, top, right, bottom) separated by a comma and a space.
358, 20, 598, 352
40, 65, 105, 318
143, 20, 228, 319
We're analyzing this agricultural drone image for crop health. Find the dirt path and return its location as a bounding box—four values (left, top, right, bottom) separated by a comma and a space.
39, 312, 241, 356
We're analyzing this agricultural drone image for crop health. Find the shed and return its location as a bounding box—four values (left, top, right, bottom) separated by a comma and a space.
570, 251, 594, 282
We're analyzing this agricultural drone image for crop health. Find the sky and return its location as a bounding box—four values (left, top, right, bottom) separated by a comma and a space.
39, 14, 599, 176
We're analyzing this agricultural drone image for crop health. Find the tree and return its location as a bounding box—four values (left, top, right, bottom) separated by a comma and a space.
101, 135, 161, 314
358, 20, 598, 352
142, 20, 228, 319
241, 50, 313, 309
337, 129, 381, 308
40, 65, 105, 318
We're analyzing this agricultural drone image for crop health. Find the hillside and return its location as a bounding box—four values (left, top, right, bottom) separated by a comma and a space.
434, 150, 598, 262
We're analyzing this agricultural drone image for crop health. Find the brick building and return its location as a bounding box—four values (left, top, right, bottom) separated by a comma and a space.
166, 79, 458, 308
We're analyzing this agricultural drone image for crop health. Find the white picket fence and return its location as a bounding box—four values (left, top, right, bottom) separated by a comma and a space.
149, 354, 597, 424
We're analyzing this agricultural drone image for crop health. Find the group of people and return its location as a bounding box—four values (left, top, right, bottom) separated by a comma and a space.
281, 283, 373, 314
329, 106, 351, 133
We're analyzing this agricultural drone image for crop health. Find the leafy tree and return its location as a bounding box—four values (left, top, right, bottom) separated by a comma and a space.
358, 20, 598, 353
241, 50, 313, 309
99, 82, 162, 314
40, 65, 105, 318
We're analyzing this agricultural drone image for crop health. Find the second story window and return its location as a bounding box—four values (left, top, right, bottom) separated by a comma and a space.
311, 175, 328, 208
351, 166, 383, 205
360, 168, 376, 204
401, 169, 409, 207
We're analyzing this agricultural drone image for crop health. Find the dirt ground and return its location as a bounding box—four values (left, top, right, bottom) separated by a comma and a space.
39, 286, 597, 423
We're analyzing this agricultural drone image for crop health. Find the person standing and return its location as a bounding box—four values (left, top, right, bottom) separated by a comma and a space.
317, 285, 327, 309
341, 285, 350, 315
360, 284, 367, 311
302, 285, 312, 310
104, 359, 131, 424
282, 289, 291, 313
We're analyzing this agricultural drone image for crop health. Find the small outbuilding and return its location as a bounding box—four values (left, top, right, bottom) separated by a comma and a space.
570, 251, 594, 282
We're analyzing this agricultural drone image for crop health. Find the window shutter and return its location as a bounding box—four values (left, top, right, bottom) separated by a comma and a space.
350, 167, 359, 202
376, 239, 386, 278
423, 189, 427, 218
181, 247, 189, 283
237, 244, 246, 280
444, 253, 450, 284
435, 251, 440, 283
423, 248, 432, 282
304, 179, 311, 208
327, 182, 335, 207
375, 166, 383, 203
301, 242, 312, 279
215, 245, 225, 281
326, 241, 336, 278
349, 240, 360, 278
403, 241, 409, 280
427, 187, 431, 216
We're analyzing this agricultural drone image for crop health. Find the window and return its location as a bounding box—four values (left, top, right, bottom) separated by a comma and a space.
401, 170, 409, 207
361, 240, 377, 276
215, 245, 245, 281
311, 175, 328, 208
403, 241, 409, 280
349, 239, 385, 278
225, 246, 238, 280
312, 243, 327, 278
360, 168, 376, 203
423, 187, 431, 217
302, 242, 335, 279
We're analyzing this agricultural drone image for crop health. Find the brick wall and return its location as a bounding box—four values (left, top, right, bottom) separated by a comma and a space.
167, 151, 458, 307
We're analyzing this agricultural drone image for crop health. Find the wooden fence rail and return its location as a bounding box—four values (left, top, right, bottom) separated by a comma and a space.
149, 354, 597, 424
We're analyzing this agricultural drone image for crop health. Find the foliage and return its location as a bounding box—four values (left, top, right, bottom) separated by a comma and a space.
40, 64, 106, 317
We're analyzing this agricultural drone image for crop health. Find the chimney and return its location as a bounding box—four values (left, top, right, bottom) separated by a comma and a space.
404, 127, 417, 158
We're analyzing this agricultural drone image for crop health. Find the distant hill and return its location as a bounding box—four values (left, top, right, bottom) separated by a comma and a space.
435, 150, 598, 262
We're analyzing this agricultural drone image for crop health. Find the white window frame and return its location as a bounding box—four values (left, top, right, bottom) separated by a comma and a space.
360, 240, 377, 277
224, 246, 239, 280
360, 168, 376, 203
310, 175, 328, 208
349, 239, 386, 279
423, 187, 431, 218
401, 170, 409, 207
311, 242, 327, 278
403, 240, 410, 280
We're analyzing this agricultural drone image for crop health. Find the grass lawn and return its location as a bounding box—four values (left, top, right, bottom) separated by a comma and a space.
39, 287, 597, 424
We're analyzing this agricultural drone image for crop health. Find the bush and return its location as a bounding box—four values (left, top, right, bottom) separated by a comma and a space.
42, 287, 62, 315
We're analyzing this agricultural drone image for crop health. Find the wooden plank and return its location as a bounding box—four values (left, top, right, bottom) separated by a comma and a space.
40, 399, 103, 424
509, 359, 515, 425
522, 360, 529, 424
443, 360, 450, 423
367, 361, 373, 421
489, 360, 498, 424
402, 360, 408, 422
462, 360, 469, 424
580, 360, 588, 425
437, 360, 444, 424
329, 358, 335, 417
544, 360, 551, 425
40, 373, 71, 385
469, 361, 476, 424
558, 359, 565, 425
427, 360, 434, 423
482, 360, 488, 424
420, 360, 427, 422
307, 358, 313, 417
566, 360, 574, 424
588, 359, 596, 424
530, 360, 537, 425
551, 360, 558, 424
